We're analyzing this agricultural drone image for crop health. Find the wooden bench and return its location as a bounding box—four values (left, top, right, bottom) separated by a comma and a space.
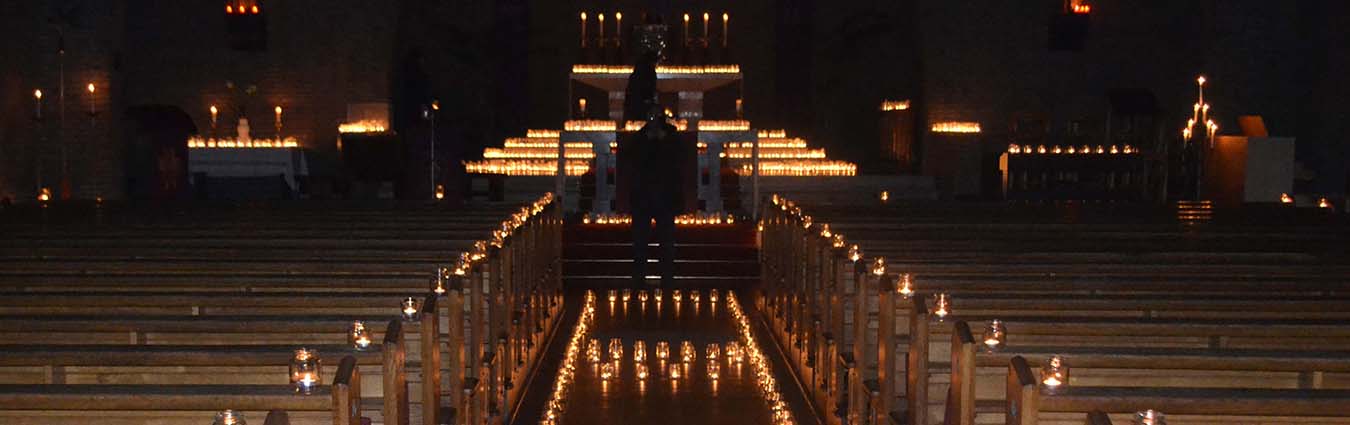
0, 356, 361, 425
1007, 356, 1350, 425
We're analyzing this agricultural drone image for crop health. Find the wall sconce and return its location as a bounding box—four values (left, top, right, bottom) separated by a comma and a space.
1134, 410, 1166, 425
213, 410, 247, 425
933, 293, 951, 320
897, 273, 914, 298
680, 341, 696, 363
290, 348, 321, 394
349, 321, 372, 350
709, 289, 719, 304
634, 340, 647, 363
706, 343, 720, 361
400, 297, 420, 321
656, 341, 670, 360
1041, 355, 1068, 392
609, 338, 624, 361
636, 363, 649, 380
982, 319, 1006, 351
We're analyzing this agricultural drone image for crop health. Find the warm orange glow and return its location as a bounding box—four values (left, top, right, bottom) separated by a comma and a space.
339, 121, 389, 134
931, 122, 981, 133
1071, 4, 1091, 14
698, 120, 751, 131
1319, 198, 1333, 209
572, 64, 740, 74
34, 89, 42, 100
251, 5, 259, 14
38, 187, 52, 202
683, 13, 690, 22
86, 83, 95, 94
187, 136, 300, 149
880, 100, 911, 111
274, 106, 282, 116
564, 119, 617, 131
526, 129, 561, 138
1280, 193, 1294, 204
463, 160, 590, 176
740, 161, 856, 176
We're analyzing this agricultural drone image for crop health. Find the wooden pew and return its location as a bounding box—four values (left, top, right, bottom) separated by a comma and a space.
1006, 356, 1350, 425
945, 321, 1350, 425
0, 356, 361, 425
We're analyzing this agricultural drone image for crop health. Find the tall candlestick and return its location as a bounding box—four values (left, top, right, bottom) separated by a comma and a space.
597, 13, 604, 45
615, 12, 622, 45
86, 83, 96, 116
34, 89, 42, 119
274, 106, 282, 139
723, 13, 729, 47
683, 13, 690, 46
209, 105, 219, 131
703, 12, 710, 40
580, 12, 587, 47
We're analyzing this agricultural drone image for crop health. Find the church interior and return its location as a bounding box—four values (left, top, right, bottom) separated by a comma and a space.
1, 1, 1349, 425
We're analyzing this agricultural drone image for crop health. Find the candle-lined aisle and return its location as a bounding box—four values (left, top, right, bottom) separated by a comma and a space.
521, 289, 814, 425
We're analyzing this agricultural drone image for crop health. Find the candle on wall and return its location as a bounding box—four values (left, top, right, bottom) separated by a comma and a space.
722, 13, 729, 47
86, 83, 96, 116
34, 89, 42, 119
683, 14, 690, 46
580, 12, 587, 47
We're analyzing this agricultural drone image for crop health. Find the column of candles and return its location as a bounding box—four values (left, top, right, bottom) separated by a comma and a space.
539, 290, 595, 425
727, 291, 796, 425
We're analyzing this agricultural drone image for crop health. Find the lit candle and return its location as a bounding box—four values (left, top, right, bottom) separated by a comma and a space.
655, 341, 670, 360
274, 106, 283, 138
735, 98, 743, 118
401, 297, 419, 320
350, 321, 372, 350
587, 339, 601, 362
435, 184, 445, 200
933, 293, 951, 320
681, 341, 695, 363
290, 348, 320, 394
580, 12, 587, 47
683, 13, 690, 46
654, 288, 662, 303
213, 410, 247, 425
708, 362, 720, 380
597, 13, 604, 44
871, 257, 886, 276
635, 362, 649, 380
722, 12, 729, 47
615, 12, 622, 45
638, 290, 649, 303
897, 273, 914, 298
709, 289, 719, 304
1134, 409, 1165, 425
982, 319, 1006, 351
1041, 355, 1068, 391
86, 83, 96, 116
673, 289, 682, 303
209, 105, 219, 129
600, 362, 615, 380
880, 190, 890, 202
703, 12, 709, 40
634, 340, 647, 362
1319, 198, 1332, 209
578, 98, 587, 116
691, 290, 701, 304
34, 89, 42, 119
706, 343, 719, 360
668, 362, 683, 379
608, 289, 618, 303
622, 288, 632, 303
609, 338, 623, 361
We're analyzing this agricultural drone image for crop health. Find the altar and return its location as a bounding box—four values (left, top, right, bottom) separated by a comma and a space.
187, 144, 308, 193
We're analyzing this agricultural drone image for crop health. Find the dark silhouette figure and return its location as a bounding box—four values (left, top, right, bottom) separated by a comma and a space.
626, 23, 680, 286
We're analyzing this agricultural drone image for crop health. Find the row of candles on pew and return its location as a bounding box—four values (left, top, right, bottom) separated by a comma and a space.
773, 194, 1167, 425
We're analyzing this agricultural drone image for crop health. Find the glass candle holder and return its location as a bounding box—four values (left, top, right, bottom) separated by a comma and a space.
609, 338, 624, 361
725, 341, 743, 362
673, 289, 683, 303
599, 362, 615, 380
933, 293, 951, 320
432, 273, 447, 296
654, 289, 663, 303
655, 341, 670, 360
709, 289, 719, 304
981, 319, 1006, 351
213, 410, 247, 425
1134, 410, 1166, 425
680, 341, 696, 363
586, 339, 601, 363
622, 288, 631, 303
707, 362, 721, 380
633, 340, 647, 363
401, 297, 420, 321
668, 362, 683, 379
635, 363, 649, 380
706, 343, 720, 361
290, 348, 321, 394
349, 320, 373, 350
608, 290, 618, 303
638, 290, 649, 303
1041, 355, 1068, 392
690, 290, 701, 304
871, 257, 886, 276
897, 273, 915, 298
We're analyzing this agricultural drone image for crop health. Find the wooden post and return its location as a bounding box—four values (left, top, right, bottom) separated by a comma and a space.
447, 276, 466, 410
421, 296, 443, 425
333, 355, 361, 425
907, 293, 930, 425
1006, 356, 1038, 425
875, 274, 896, 422
849, 257, 869, 424
950, 321, 976, 425
384, 319, 410, 425
1086, 411, 1113, 425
